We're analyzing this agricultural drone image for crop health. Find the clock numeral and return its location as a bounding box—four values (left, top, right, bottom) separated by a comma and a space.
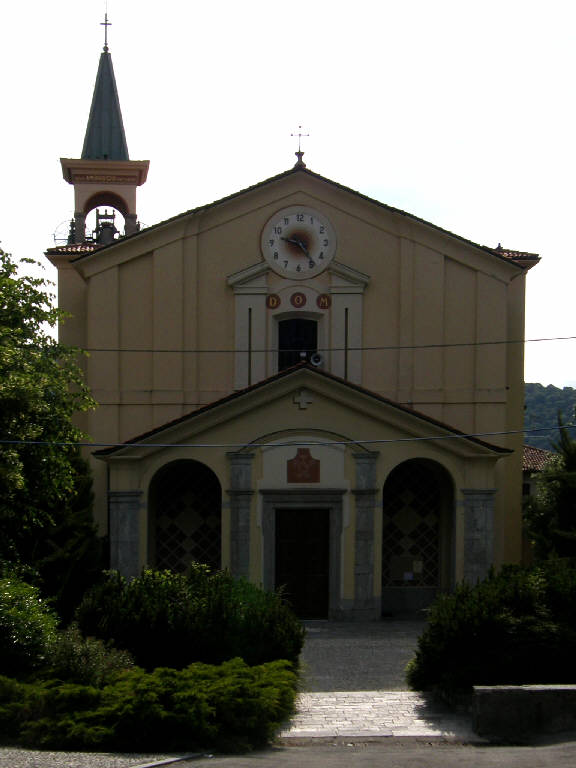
308, 260, 315, 269
274, 251, 279, 259
269, 239, 274, 247
284, 217, 289, 225
323, 239, 329, 246
284, 261, 288, 268
274, 227, 283, 235
319, 226, 325, 234
296, 264, 302, 272
310, 217, 314, 224
296, 214, 304, 222
319, 252, 324, 259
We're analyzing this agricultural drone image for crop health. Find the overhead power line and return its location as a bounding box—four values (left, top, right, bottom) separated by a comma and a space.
0, 424, 573, 451
71, 334, 576, 354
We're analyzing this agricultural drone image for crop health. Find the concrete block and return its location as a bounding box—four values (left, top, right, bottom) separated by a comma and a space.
473, 684, 576, 740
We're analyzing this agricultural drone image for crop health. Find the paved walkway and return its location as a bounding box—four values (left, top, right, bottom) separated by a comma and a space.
278, 691, 475, 741
279, 619, 477, 742
0, 619, 479, 765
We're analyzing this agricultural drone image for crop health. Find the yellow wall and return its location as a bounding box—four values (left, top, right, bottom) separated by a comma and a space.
51, 170, 528, 566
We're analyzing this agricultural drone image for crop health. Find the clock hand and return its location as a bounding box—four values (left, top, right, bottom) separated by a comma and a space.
281, 235, 309, 256
296, 239, 309, 256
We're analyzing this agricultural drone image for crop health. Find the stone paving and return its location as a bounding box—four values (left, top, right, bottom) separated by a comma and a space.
279, 619, 478, 742
278, 691, 475, 741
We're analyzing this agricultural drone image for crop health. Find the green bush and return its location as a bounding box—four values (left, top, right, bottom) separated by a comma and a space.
0, 658, 297, 752
75, 567, 304, 670
44, 624, 134, 687
0, 576, 58, 677
406, 562, 576, 699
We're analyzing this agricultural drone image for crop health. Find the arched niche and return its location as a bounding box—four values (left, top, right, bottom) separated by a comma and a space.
148, 459, 222, 572
381, 458, 454, 614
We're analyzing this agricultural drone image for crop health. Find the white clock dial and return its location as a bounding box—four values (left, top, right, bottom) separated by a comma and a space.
261, 206, 336, 279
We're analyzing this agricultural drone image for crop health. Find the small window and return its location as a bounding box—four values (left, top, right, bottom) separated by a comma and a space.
278, 318, 318, 371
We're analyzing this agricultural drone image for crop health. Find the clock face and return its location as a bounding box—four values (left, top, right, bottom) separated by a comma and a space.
261, 206, 336, 279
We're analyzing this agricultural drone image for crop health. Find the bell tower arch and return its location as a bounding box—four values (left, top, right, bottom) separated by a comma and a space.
59, 14, 149, 244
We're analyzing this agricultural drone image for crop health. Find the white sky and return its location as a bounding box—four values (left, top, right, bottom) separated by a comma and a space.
2, 0, 575, 386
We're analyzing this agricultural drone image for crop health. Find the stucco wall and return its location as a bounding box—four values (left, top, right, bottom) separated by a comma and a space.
53, 171, 526, 565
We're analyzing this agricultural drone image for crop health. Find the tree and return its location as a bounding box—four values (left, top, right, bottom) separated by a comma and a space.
0, 247, 96, 573
524, 413, 576, 560
524, 382, 576, 451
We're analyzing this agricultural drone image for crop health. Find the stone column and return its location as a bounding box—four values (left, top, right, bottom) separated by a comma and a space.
352, 451, 380, 619
462, 489, 496, 584
109, 490, 142, 579
227, 453, 254, 579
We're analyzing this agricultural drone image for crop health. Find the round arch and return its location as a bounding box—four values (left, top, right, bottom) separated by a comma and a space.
83, 190, 130, 217
381, 458, 454, 614
148, 459, 222, 572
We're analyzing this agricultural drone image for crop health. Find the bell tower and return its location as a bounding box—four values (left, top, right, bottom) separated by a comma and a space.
60, 14, 149, 244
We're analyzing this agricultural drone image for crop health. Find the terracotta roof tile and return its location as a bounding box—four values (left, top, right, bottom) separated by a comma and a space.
523, 444, 555, 472
492, 244, 540, 269
45, 243, 102, 256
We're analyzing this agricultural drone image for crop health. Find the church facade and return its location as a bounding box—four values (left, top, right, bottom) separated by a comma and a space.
47, 41, 539, 619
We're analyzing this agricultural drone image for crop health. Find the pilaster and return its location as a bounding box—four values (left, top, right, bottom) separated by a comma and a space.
109, 490, 142, 579
352, 451, 380, 619
227, 453, 255, 578
462, 489, 495, 584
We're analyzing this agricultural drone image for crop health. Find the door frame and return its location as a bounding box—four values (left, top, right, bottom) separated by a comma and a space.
260, 490, 344, 619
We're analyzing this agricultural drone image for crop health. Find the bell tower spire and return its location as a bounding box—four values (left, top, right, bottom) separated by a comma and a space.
60, 14, 149, 244
81, 13, 129, 162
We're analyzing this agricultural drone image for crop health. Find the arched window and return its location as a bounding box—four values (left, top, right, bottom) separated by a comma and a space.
148, 460, 221, 572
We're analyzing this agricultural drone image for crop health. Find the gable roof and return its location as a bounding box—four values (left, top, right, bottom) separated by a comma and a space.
523, 444, 555, 472
61, 164, 539, 270
95, 363, 511, 457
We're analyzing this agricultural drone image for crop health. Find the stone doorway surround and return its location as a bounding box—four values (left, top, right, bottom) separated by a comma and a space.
261, 490, 344, 619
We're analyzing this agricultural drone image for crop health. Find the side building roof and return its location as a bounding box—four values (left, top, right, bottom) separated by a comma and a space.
523, 444, 556, 472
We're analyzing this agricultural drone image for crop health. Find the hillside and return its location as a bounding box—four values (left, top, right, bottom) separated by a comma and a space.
524, 383, 576, 450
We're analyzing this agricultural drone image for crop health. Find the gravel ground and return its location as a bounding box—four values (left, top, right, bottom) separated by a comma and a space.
0, 748, 204, 768
300, 619, 425, 691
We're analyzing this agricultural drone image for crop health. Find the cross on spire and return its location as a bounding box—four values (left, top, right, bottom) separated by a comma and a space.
101, 11, 112, 52
291, 125, 309, 167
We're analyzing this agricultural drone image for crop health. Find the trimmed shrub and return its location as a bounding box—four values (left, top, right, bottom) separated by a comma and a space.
0, 658, 297, 752
75, 567, 304, 670
0, 576, 58, 677
44, 624, 134, 687
406, 562, 576, 700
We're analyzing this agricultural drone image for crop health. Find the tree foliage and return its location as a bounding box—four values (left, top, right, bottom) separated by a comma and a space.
0, 248, 95, 566
524, 382, 576, 450
524, 415, 576, 559
406, 562, 576, 699
75, 567, 305, 670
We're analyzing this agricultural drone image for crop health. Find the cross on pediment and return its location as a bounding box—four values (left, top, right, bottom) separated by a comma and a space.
293, 388, 313, 409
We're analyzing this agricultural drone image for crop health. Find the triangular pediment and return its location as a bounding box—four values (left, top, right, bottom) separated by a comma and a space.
227, 260, 370, 292
96, 365, 510, 463
68, 165, 535, 277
